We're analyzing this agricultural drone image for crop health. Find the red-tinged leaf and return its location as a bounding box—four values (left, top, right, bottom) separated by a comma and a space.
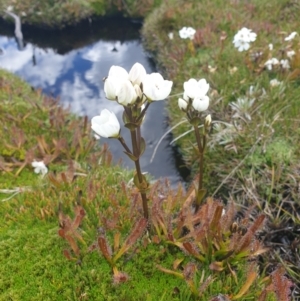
65, 235, 80, 256
72, 206, 85, 230
98, 235, 112, 264
157, 265, 184, 279
209, 261, 224, 272
61, 172, 68, 184
114, 232, 121, 252
113, 218, 147, 263
173, 258, 184, 270
210, 205, 223, 231
58, 228, 66, 238
182, 242, 205, 261
112, 267, 130, 285
232, 271, 257, 300
63, 249, 72, 260
271, 267, 293, 301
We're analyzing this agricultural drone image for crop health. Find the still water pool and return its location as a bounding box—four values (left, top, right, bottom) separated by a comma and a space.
0, 16, 190, 186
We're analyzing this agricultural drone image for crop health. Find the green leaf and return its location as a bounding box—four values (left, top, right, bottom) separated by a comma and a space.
123, 151, 138, 161
196, 188, 207, 205
139, 137, 146, 156
124, 122, 138, 131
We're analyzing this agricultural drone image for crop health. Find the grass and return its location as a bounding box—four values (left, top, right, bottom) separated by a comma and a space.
0, 0, 163, 28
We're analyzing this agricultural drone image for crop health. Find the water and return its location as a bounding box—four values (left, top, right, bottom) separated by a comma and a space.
0, 16, 190, 186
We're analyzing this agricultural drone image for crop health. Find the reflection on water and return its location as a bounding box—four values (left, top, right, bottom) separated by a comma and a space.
0, 17, 190, 186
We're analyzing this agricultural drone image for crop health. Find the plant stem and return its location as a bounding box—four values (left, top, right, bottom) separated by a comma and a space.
130, 128, 149, 219
193, 125, 204, 212
118, 136, 132, 155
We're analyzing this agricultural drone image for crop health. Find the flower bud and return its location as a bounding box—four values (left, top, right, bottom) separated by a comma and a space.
117, 80, 137, 106
104, 76, 119, 100
108, 65, 129, 79
129, 63, 147, 86
204, 114, 212, 128
178, 98, 188, 111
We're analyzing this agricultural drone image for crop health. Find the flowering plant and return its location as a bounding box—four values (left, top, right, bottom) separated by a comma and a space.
178, 77, 211, 210
91, 62, 173, 218
179, 26, 196, 40
32, 160, 48, 176
233, 27, 257, 52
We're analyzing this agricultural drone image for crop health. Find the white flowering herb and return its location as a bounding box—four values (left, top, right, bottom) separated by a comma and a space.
270, 79, 281, 87
179, 27, 196, 40
280, 59, 290, 69
284, 31, 297, 41
32, 160, 48, 176
264, 58, 279, 71
287, 50, 295, 58
233, 27, 257, 52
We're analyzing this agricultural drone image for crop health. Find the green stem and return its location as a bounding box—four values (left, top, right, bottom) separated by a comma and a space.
130, 128, 149, 219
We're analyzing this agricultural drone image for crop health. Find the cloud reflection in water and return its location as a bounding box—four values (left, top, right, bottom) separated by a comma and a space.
0, 34, 185, 185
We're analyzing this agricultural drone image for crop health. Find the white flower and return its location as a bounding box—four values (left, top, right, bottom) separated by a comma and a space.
6, 5, 13, 11
183, 78, 209, 99
128, 63, 146, 86
32, 160, 48, 176
264, 58, 279, 70
108, 65, 129, 79
287, 50, 295, 58
178, 98, 188, 111
117, 80, 137, 106
280, 59, 290, 69
104, 76, 122, 100
91, 109, 120, 138
268, 43, 273, 51
192, 95, 210, 112
168, 32, 174, 40
284, 32, 297, 41
179, 27, 196, 40
233, 27, 257, 52
270, 79, 281, 87
142, 73, 173, 101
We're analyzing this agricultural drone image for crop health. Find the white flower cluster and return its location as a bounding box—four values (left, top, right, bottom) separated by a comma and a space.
264, 57, 290, 71
91, 63, 173, 139
178, 78, 210, 112
179, 27, 196, 40
233, 27, 257, 52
